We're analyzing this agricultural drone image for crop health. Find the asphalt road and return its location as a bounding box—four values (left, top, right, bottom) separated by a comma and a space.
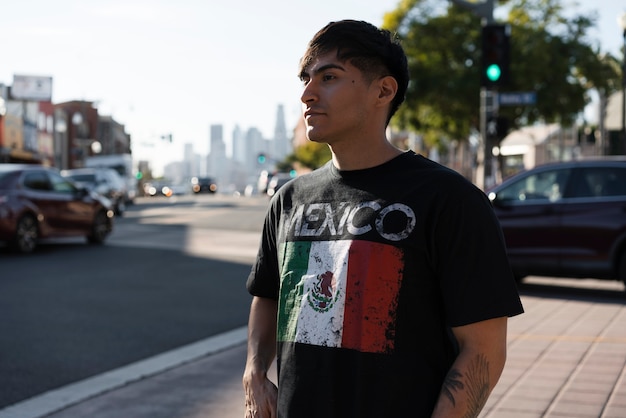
0, 194, 267, 408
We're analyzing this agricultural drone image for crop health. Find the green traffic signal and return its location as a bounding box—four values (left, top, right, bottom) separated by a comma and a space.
481, 24, 510, 87
486, 64, 502, 82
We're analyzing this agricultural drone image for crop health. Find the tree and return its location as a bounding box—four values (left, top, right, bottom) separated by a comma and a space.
277, 141, 332, 172
382, 0, 621, 147
292, 141, 332, 170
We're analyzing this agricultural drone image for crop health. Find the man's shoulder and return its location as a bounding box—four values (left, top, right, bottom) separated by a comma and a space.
399, 152, 478, 192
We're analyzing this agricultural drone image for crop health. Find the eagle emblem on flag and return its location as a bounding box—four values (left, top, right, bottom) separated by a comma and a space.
307, 270, 339, 312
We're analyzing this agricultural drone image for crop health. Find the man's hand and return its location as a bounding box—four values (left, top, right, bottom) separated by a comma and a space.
243, 368, 278, 418
242, 296, 279, 418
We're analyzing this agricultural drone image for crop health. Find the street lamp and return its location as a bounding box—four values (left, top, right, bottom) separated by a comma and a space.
618, 12, 626, 155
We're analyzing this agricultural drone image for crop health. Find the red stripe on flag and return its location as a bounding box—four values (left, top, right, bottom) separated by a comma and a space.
341, 240, 404, 353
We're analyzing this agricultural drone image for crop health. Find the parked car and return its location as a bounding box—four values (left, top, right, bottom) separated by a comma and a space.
0, 164, 114, 253
487, 158, 626, 288
266, 173, 293, 197
62, 167, 127, 216
191, 176, 217, 194
143, 180, 176, 197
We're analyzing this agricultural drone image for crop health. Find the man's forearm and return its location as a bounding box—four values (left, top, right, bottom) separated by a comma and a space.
431, 317, 508, 418
245, 296, 278, 374
243, 296, 279, 418
431, 352, 494, 418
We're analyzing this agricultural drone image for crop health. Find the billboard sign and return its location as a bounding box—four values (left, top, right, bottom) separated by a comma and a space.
11, 74, 53, 101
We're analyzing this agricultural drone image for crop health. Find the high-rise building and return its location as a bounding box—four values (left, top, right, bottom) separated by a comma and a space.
272, 104, 290, 161
245, 127, 267, 166
232, 124, 246, 165
207, 124, 226, 180
183, 143, 197, 179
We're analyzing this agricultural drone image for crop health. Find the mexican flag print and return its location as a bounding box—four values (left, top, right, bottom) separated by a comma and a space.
277, 239, 404, 354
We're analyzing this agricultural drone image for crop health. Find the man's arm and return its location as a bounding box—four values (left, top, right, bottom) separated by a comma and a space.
242, 296, 279, 418
431, 316, 508, 418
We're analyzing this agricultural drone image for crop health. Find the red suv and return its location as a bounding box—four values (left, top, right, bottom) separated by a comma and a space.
487, 158, 626, 289
0, 164, 114, 253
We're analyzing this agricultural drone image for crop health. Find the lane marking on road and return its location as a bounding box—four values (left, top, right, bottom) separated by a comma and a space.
0, 326, 248, 418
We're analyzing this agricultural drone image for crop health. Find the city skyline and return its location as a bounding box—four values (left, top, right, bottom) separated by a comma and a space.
157, 103, 291, 190
1, 0, 623, 173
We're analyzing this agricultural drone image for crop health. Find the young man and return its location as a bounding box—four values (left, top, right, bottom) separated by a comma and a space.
243, 20, 523, 418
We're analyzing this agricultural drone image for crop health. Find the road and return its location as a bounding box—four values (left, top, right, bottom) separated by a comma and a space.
0, 194, 268, 409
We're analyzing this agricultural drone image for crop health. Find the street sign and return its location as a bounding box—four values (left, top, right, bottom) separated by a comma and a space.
499, 91, 537, 106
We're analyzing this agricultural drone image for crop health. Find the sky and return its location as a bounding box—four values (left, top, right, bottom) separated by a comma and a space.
1, 0, 624, 173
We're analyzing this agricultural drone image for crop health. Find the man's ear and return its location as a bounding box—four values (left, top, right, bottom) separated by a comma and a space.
376, 75, 398, 107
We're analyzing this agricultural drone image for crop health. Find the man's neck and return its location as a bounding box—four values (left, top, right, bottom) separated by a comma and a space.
330, 139, 403, 171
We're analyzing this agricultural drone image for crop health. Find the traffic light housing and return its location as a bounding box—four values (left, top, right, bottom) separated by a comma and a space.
481, 24, 510, 88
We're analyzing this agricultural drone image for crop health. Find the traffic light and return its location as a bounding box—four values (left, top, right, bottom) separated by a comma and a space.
257, 153, 266, 164
481, 24, 510, 88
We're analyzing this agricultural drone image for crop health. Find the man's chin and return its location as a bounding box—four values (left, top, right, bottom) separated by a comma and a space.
305, 127, 327, 144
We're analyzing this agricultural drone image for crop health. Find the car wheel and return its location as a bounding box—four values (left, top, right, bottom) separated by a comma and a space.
87, 210, 110, 244
11, 214, 38, 253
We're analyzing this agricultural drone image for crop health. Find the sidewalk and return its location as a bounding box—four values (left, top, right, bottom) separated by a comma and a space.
2, 278, 625, 418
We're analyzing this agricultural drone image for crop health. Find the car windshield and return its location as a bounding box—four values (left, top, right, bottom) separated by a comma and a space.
496, 168, 571, 203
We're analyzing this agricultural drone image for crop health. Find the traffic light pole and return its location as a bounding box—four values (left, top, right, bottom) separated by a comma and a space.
478, 88, 499, 190
450, 0, 495, 190
450, 0, 507, 190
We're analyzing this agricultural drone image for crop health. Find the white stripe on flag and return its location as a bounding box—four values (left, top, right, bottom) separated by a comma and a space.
294, 240, 351, 347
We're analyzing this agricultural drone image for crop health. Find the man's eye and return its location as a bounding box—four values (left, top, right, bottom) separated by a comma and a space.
322, 74, 335, 82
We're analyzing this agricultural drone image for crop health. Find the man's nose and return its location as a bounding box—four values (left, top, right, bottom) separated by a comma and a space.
300, 81, 317, 104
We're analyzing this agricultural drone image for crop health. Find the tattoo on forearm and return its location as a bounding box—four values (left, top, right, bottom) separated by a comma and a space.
441, 354, 491, 418
441, 369, 464, 407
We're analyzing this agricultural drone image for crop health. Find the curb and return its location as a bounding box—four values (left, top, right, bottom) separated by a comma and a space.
0, 327, 248, 418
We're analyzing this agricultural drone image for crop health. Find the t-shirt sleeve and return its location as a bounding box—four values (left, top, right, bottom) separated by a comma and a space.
246, 200, 280, 300
433, 180, 524, 327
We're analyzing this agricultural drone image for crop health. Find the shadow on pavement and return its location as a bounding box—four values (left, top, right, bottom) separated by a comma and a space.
517, 277, 626, 304
0, 243, 253, 409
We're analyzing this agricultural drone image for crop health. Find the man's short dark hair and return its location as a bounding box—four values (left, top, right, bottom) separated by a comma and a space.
299, 20, 409, 123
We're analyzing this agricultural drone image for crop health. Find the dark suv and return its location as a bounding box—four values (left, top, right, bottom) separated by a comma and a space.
191, 176, 217, 194
487, 158, 626, 288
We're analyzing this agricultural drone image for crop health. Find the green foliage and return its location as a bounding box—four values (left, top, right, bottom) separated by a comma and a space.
382, 0, 621, 145
277, 141, 332, 172
293, 141, 332, 170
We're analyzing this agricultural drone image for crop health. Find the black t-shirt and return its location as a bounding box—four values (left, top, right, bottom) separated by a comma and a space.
247, 151, 524, 417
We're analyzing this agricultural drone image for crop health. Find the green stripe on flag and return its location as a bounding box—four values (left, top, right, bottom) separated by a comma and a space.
277, 241, 311, 342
